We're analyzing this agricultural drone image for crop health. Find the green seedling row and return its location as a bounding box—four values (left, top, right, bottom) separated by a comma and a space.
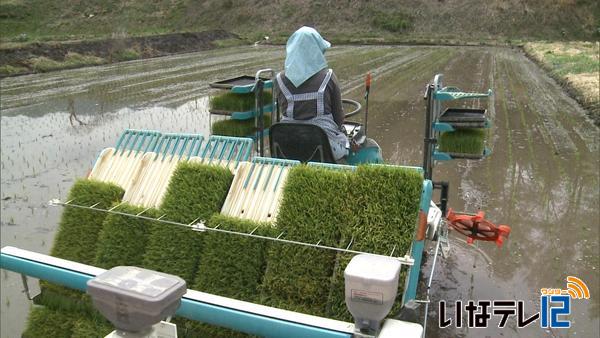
327, 165, 423, 320
22, 307, 77, 338
70, 316, 114, 338
142, 162, 233, 283
27, 180, 124, 336
51, 179, 124, 263
212, 115, 271, 137
194, 214, 276, 302
210, 91, 273, 112
262, 166, 351, 316
95, 204, 161, 269
438, 128, 486, 155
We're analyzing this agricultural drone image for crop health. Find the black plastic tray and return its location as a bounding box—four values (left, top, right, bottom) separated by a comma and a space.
439, 108, 487, 128
210, 75, 270, 89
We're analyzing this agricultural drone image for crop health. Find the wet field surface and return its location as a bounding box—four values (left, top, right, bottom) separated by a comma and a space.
1, 45, 598, 337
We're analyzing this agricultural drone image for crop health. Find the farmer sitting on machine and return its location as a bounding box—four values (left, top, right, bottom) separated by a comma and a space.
274, 26, 348, 161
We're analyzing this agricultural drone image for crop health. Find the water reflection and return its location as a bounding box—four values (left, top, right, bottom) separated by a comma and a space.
1, 45, 598, 338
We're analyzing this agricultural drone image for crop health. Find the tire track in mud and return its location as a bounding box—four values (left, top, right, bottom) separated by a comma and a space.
0, 49, 286, 114
497, 51, 574, 225
0, 46, 369, 116
362, 47, 458, 165
340, 49, 434, 95
508, 52, 578, 156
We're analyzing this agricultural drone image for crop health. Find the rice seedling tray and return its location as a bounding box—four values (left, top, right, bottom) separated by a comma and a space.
210, 91, 273, 119
212, 115, 271, 138
438, 108, 489, 129
209, 75, 273, 93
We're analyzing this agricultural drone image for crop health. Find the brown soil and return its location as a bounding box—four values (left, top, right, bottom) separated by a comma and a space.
0, 30, 238, 76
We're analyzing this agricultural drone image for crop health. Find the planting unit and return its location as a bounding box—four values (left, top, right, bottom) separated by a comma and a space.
424, 74, 492, 162
209, 71, 275, 157
2, 74, 511, 338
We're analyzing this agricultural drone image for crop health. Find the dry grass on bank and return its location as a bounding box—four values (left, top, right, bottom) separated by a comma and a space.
524, 41, 599, 125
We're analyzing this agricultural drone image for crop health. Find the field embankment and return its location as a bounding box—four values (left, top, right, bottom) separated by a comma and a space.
523, 41, 600, 125
0, 30, 238, 77
1, 0, 598, 76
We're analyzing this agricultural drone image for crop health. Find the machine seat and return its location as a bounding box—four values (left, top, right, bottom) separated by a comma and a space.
269, 122, 337, 163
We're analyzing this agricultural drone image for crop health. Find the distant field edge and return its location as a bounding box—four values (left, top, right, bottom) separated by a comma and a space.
522, 41, 600, 127
0, 30, 244, 78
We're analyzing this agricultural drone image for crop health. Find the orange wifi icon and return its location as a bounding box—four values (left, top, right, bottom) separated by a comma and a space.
565, 276, 590, 299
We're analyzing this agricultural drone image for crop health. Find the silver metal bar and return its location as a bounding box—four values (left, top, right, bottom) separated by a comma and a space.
89, 202, 100, 208
389, 245, 396, 257
108, 202, 125, 211
345, 237, 354, 250
136, 207, 151, 216
157, 214, 167, 221
422, 238, 442, 338
1, 246, 355, 335
20, 274, 34, 300
249, 226, 259, 235
187, 217, 200, 226
50, 200, 415, 265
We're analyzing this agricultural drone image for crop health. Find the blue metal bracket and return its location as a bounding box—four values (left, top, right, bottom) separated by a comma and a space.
231, 104, 273, 120
403, 179, 432, 303
307, 162, 357, 171
433, 151, 453, 161
114, 129, 162, 156
434, 88, 492, 101
0, 247, 353, 338
153, 133, 205, 161
433, 122, 455, 132
231, 80, 274, 94
201, 135, 254, 168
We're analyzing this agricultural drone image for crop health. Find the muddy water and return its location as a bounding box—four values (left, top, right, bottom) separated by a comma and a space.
1, 45, 598, 338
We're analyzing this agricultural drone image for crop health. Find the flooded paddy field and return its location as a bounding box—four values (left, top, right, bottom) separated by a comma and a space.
1, 45, 598, 337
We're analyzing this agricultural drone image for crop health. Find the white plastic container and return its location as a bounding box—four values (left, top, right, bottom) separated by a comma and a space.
87, 266, 186, 333
344, 254, 402, 334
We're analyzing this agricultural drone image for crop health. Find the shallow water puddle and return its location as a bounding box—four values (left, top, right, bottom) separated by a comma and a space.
1, 45, 598, 338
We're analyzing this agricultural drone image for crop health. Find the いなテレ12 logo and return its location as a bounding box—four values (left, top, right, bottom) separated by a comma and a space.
540, 276, 590, 328
438, 276, 590, 330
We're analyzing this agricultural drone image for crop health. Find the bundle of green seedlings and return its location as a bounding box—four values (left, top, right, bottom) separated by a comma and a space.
437, 128, 486, 155
26, 180, 124, 337
326, 165, 423, 320
70, 316, 114, 338
185, 214, 276, 337
95, 203, 161, 269
143, 162, 233, 283
22, 307, 77, 338
261, 166, 351, 317
210, 91, 272, 112
211, 115, 271, 137
23, 306, 113, 338
142, 163, 236, 337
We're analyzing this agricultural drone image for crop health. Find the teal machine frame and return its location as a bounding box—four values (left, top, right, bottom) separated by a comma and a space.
0, 171, 431, 336
2, 127, 433, 336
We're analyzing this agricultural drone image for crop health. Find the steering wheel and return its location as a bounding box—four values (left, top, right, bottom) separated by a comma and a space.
342, 99, 362, 118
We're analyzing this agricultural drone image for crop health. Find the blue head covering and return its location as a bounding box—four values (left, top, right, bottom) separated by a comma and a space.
284, 26, 331, 87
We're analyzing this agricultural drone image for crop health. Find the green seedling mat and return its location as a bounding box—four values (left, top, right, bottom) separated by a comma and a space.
212, 115, 271, 137
142, 162, 233, 283
95, 204, 160, 269
210, 91, 272, 113
51, 179, 124, 264
327, 165, 423, 320
22, 307, 77, 338
261, 166, 351, 316
194, 214, 276, 302
438, 128, 486, 156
